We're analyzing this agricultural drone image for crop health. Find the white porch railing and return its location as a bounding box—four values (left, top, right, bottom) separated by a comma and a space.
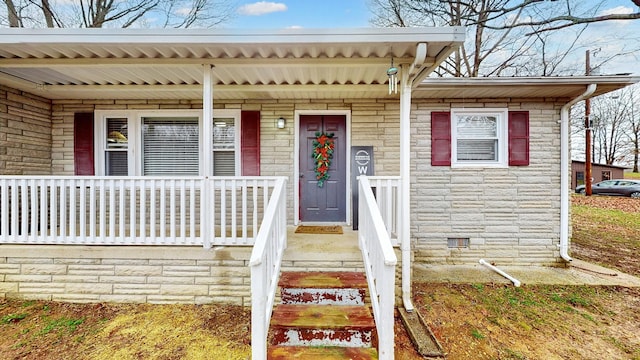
248, 177, 288, 360
366, 176, 401, 246
0, 176, 283, 247
358, 175, 397, 359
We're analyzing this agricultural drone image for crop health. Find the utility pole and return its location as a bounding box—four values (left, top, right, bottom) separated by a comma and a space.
585, 50, 593, 196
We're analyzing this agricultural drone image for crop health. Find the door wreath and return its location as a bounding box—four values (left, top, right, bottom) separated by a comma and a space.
312, 131, 335, 187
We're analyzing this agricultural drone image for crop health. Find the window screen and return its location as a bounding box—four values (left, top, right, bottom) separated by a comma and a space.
142, 117, 199, 176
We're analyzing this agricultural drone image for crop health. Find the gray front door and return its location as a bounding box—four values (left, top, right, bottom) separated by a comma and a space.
299, 115, 347, 222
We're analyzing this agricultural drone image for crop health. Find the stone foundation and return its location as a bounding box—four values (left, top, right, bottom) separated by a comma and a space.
0, 245, 253, 305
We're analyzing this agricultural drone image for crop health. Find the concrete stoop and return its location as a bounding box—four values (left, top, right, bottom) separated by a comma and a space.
268, 271, 379, 360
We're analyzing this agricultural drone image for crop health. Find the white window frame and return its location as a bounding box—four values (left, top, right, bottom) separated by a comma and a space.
451, 108, 508, 168
95, 109, 241, 176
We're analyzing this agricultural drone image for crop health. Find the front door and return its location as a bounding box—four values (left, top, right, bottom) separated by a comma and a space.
299, 115, 347, 222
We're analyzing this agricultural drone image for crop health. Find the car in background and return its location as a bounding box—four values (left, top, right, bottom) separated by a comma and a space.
575, 179, 640, 198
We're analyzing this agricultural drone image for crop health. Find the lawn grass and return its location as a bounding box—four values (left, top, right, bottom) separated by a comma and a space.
571, 195, 640, 277
625, 171, 640, 179
415, 283, 640, 360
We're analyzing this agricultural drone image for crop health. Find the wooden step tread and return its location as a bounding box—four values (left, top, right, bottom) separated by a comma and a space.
279, 271, 367, 289
268, 346, 378, 359
271, 304, 374, 329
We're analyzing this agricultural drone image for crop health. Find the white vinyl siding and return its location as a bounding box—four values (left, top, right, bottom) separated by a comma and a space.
451, 109, 507, 168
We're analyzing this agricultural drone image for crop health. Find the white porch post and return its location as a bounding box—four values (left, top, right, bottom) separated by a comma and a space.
399, 65, 414, 312
202, 65, 214, 177
202, 65, 214, 248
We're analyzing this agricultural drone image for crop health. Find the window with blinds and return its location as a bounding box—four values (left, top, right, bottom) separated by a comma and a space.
96, 111, 240, 176
212, 118, 236, 176
142, 117, 199, 176
451, 109, 507, 167
455, 115, 498, 161
105, 118, 129, 176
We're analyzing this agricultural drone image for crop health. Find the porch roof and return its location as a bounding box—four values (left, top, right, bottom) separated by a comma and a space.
415, 75, 640, 100
0, 27, 465, 100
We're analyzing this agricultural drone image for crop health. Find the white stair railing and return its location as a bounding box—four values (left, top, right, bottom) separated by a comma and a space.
248, 177, 288, 360
358, 175, 397, 359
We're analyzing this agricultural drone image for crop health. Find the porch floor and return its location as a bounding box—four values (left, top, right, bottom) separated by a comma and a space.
283, 226, 362, 267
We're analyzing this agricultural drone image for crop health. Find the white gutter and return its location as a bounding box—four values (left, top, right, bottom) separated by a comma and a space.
0, 27, 467, 45
559, 83, 597, 262
407, 43, 428, 79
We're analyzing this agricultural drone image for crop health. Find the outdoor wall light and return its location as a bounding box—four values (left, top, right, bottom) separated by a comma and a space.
276, 117, 286, 129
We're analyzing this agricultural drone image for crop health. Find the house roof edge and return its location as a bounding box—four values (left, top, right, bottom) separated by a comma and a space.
0, 27, 467, 45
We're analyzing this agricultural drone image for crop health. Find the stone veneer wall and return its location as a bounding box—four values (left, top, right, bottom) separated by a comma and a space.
0, 243, 373, 304
410, 99, 566, 266
0, 85, 52, 175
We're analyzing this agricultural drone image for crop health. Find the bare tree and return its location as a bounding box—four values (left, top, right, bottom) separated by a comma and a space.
590, 95, 628, 165
369, 0, 640, 77
572, 85, 640, 170
3, 0, 20, 26
1, 0, 234, 28
620, 85, 640, 172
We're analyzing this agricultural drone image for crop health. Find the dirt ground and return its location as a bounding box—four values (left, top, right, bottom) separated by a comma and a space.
1, 195, 639, 359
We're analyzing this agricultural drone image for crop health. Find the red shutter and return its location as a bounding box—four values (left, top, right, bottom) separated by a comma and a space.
74, 112, 95, 175
241, 111, 260, 176
508, 111, 529, 166
431, 112, 451, 166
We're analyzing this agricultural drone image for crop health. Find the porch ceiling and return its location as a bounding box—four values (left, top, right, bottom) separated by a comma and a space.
0, 27, 465, 100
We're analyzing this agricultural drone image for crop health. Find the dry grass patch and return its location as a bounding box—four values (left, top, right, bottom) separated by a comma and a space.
0, 301, 250, 360
415, 283, 640, 360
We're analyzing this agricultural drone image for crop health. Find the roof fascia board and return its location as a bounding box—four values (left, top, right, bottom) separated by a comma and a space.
418, 75, 640, 88
0, 27, 466, 45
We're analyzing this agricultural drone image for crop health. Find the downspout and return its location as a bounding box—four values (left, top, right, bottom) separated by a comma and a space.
399, 43, 427, 313
559, 83, 597, 262
399, 67, 414, 312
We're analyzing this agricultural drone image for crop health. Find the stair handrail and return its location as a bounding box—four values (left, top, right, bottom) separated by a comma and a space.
249, 177, 288, 360
358, 175, 397, 359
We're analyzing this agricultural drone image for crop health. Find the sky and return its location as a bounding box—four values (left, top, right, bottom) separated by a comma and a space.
226, 1, 639, 75
228, 0, 370, 28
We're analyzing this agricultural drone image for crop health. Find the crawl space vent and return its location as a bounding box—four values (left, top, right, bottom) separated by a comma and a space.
447, 237, 470, 248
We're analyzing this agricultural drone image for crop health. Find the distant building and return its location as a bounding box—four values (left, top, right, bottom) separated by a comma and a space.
571, 160, 629, 189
